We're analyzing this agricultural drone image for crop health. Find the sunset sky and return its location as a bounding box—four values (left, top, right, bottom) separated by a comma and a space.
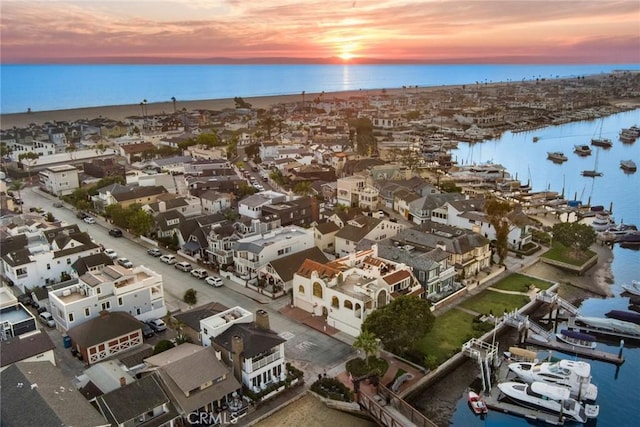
1, 0, 639, 63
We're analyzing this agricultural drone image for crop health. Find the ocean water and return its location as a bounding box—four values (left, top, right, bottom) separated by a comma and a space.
445, 110, 640, 426
1, 64, 639, 114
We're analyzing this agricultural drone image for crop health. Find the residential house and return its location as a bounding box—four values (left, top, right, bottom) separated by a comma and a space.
38, 165, 80, 196
153, 211, 185, 239
336, 174, 379, 210
237, 191, 286, 219
145, 156, 193, 174
187, 174, 245, 197
142, 194, 202, 218
1, 362, 109, 426
119, 142, 156, 163
0, 330, 56, 372
83, 158, 126, 179
172, 302, 229, 344
145, 344, 245, 423
0, 224, 101, 292
313, 221, 340, 254
91, 183, 132, 211
333, 215, 407, 258
201, 308, 287, 396
0, 287, 37, 341
94, 374, 180, 427
408, 193, 464, 225
66, 311, 144, 365
257, 247, 328, 294
112, 185, 168, 210
261, 197, 316, 227
292, 246, 422, 336
199, 190, 232, 214
48, 263, 166, 331
176, 213, 227, 259
233, 225, 314, 282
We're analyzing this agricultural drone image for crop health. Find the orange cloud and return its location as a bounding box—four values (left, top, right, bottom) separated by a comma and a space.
1, 0, 638, 63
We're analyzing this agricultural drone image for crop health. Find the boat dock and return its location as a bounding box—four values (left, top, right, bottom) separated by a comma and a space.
525, 336, 625, 366
481, 360, 567, 425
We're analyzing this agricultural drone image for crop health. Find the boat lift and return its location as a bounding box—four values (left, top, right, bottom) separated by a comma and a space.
462, 338, 499, 393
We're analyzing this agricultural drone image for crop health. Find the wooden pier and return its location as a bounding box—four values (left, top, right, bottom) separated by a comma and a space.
525, 336, 625, 366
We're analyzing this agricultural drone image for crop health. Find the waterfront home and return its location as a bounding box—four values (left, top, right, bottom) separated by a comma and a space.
333, 214, 407, 258
292, 246, 422, 336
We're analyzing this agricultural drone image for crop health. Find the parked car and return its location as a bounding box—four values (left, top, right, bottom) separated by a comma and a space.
109, 228, 123, 237
117, 257, 133, 268
76, 211, 89, 219
190, 268, 208, 279
160, 254, 177, 264
147, 248, 162, 257
17, 294, 33, 306
103, 248, 118, 259
37, 306, 48, 314
146, 318, 167, 332
140, 322, 155, 338
39, 312, 55, 328
174, 261, 193, 272
205, 276, 224, 287
53, 201, 63, 208
83, 216, 96, 224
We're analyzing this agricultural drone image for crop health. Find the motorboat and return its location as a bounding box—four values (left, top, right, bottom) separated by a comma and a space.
590, 213, 615, 231
576, 316, 640, 336
605, 310, 640, 325
620, 159, 637, 172
573, 145, 592, 156
590, 137, 613, 148
618, 232, 640, 248
547, 152, 568, 162
467, 390, 488, 415
622, 280, 640, 296
497, 381, 599, 423
607, 222, 638, 236
508, 359, 598, 401
555, 329, 597, 350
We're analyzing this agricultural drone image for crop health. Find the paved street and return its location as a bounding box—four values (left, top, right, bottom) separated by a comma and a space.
20, 186, 355, 381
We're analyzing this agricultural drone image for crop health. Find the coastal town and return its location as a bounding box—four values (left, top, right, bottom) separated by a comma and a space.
1, 71, 640, 427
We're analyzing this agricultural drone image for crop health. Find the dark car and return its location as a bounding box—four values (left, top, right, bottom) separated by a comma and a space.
76, 211, 89, 219
109, 228, 123, 237
141, 322, 155, 338
17, 294, 33, 306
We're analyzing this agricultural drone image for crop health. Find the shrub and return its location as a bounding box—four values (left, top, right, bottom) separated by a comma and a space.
310, 377, 354, 402
345, 356, 389, 378
153, 339, 175, 355
183, 288, 197, 305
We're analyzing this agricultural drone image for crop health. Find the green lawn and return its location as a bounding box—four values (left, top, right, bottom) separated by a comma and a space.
416, 310, 477, 364
541, 242, 596, 266
460, 292, 530, 317
491, 273, 553, 292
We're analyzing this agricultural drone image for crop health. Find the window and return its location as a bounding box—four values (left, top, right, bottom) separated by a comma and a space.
96, 287, 101, 295
101, 301, 111, 310
313, 282, 323, 298
331, 296, 339, 308
118, 297, 123, 306
344, 300, 353, 310
16, 267, 27, 278
298, 285, 305, 295
68, 313, 74, 322
66, 258, 71, 265
46, 263, 51, 270
84, 308, 90, 317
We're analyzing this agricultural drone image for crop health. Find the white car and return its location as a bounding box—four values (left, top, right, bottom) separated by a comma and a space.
117, 257, 133, 268
83, 216, 96, 224
104, 249, 118, 259
160, 254, 177, 264
190, 268, 208, 279
205, 276, 224, 287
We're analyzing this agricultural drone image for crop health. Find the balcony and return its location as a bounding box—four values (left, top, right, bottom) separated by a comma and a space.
251, 351, 281, 372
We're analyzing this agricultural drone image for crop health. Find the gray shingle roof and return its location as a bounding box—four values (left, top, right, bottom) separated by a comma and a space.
67, 311, 142, 348
267, 247, 329, 283
213, 323, 285, 359
0, 331, 56, 367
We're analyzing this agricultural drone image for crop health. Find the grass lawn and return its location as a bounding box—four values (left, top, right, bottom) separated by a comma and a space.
416, 310, 477, 364
460, 292, 530, 317
541, 242, 596, 266
491, 273, 553, 292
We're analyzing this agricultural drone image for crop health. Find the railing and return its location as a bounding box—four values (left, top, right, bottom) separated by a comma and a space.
251, 352, 281, 371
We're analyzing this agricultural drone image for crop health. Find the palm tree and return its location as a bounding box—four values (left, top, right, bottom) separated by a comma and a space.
18, 151, 39, 184
353, 330, 379, 368
293, 180, 313, 196
171, 96, 176, 113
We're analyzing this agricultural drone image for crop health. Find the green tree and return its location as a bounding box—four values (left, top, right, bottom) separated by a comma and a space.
349, 117, 377, 156
353, 330, 379, 368
153, 339, 175, 355
552, 222, 597, 257
128, 208, 154, 237
269, 169, 286, 186
18, 151, 39, 182
9, 180, 24, 213
293, 181, 313, 196
236, 182, 258, 198
105, 204, 128, 228
484, 197, 514, 264
0, 143, 13, 177
196, 132, 221, 147
362, 296, 434, 356
257, 114, 276, 139
183, 288, 197, 305
226, 135, 238, 160
245, 143, 260, 160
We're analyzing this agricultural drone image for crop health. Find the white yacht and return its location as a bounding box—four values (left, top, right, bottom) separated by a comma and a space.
508, 359, 598, 401
498, 381, 599, 423
576, 316, 640, 337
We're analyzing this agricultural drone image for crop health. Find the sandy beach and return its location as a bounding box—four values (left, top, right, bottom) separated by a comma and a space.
0, 87, 415, 129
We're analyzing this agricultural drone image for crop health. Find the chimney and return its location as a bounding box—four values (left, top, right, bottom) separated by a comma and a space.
119, 377, 127, 387
255, 310, 270, 331
231, 336, 244, 382
99, 310, 110, 319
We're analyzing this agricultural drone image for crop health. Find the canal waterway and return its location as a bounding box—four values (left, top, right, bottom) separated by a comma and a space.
417, 109, 640, 426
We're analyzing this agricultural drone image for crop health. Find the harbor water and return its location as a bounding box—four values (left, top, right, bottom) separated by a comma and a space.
434, 109, 639, 426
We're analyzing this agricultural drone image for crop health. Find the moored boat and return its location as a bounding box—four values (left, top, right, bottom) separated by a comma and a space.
605, 310, 640, 325
591, 137, 613, 148
508, 359, 598, 401
573, 145, 592, 156
547, 151, 568, 162
620, 159, 637, 172
590, 213, 615, 231
497, 381, 599, 423
576, 315, 640, 336
622, 280, 640, 296
468, 390, 488, 415
556, 329, 597, 350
